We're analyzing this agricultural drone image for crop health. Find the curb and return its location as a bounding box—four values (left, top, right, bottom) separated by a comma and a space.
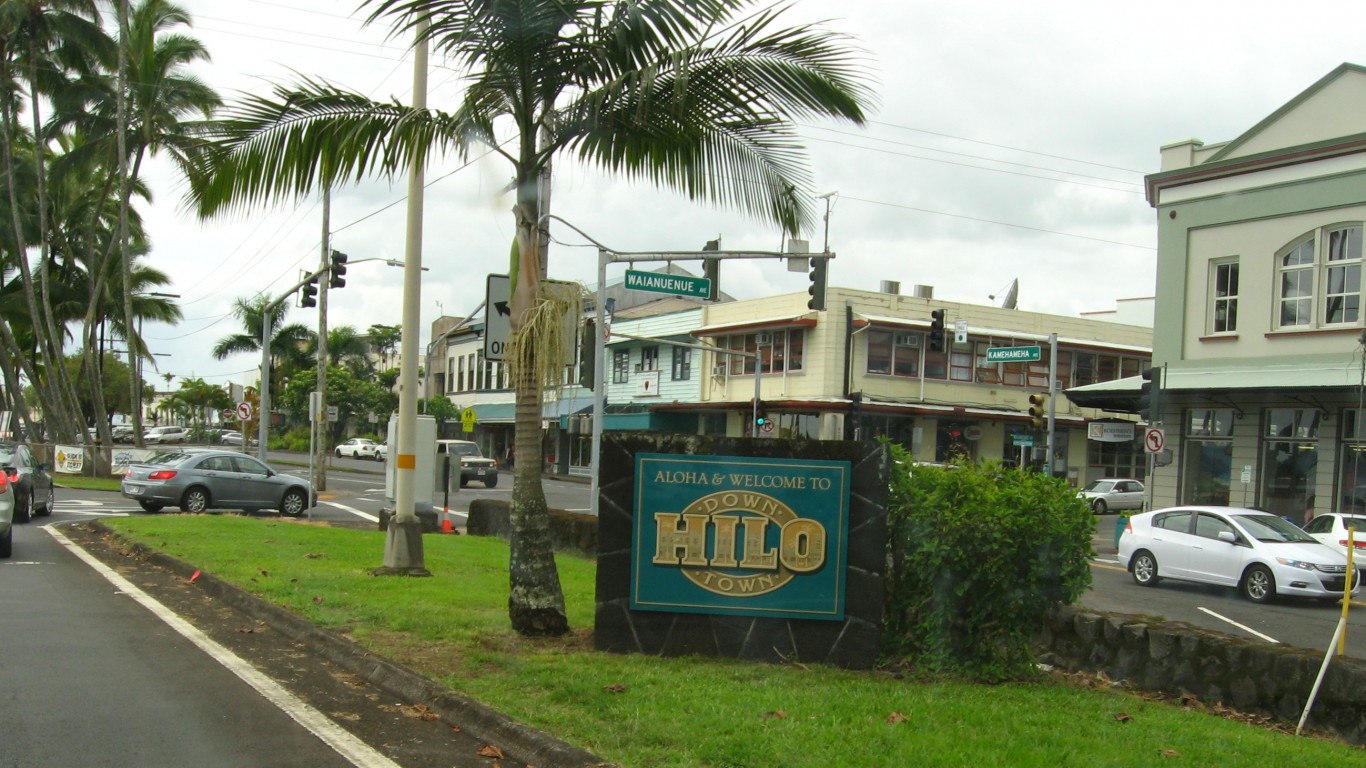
87, 521, 610, 768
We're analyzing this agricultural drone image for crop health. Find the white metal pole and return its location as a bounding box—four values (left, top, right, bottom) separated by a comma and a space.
258, 312, 270, 461
1046, 332, 1058, 477
393, 24, 428, 528
590, 249, 607, 517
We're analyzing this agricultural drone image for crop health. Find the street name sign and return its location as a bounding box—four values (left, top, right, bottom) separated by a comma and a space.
624, 269, 711, 299
985, 345, 1041, 363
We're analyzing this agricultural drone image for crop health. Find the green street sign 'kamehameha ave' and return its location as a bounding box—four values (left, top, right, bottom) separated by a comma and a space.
624, 269, 712, 298
985, 345, 1041, 363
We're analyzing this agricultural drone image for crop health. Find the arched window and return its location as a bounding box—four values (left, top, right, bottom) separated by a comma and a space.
1275, 224, 1363, 329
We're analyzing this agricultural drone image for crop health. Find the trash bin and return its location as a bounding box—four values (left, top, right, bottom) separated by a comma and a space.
1113, 515, 1129, 550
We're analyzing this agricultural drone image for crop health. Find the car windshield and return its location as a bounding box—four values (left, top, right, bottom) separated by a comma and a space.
1083, 481, 1114, 493
1235, 514, 1318, 543
448, 444, 480, 457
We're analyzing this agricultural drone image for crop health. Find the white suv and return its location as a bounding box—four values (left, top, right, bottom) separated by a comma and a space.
436, 440, 499, 488
144, 425, 189, 444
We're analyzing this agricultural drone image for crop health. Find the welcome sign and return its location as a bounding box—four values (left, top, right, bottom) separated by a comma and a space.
631, 453, 850, 620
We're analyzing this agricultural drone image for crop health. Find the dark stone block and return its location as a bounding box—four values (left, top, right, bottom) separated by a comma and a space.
737, 619, 798, 664
1147, 628, 1177, 660
842, 567, 884, 625
659, 614, 721, 657
594, 550, 632, 602
594, 600, 638, 654
1071, 612, 1102, 643
628, 610, 679, 655
711, 615, 756, 657
826, 619, 881, 670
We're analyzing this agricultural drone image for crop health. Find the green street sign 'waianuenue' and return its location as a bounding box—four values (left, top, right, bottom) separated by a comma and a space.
632, 453, 850, 620
985, 345, 1041, 363
624, 269, 712, 298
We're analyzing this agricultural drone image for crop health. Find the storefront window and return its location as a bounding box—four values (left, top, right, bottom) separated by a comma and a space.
1339, 409, 1366, 514
1260, 408, 1319, 524
1181, 408, 1233, 505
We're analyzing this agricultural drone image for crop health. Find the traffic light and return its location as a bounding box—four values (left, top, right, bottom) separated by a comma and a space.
1139, 366, 1161, 422
577, 320, 595, 390
929, 309, 946, 352
807, 257, 828, 311
703, 256, 720, 302
1028, 392, 1046, 428
300, 277, 318, 308
755, 408, 770, 429
329, 250, 348, 289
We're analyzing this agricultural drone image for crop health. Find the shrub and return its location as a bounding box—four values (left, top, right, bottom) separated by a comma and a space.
268, 425, 311, 452
884, 443, 1093, 680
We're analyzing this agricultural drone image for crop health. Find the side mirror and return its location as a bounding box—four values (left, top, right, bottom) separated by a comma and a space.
1217, 530, 1237, 544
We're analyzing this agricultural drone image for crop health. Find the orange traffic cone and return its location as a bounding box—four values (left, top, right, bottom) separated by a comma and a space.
441, 509, 454, 534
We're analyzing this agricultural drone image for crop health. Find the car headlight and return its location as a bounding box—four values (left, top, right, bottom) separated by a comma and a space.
1275, 557, 1317, 571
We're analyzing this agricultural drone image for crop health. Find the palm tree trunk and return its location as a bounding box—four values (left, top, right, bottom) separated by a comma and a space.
117, 0, 143, 448
506, 196, 567, 636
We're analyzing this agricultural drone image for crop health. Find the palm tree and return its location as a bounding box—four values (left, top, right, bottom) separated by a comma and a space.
186, 0, 873, 635
212, 296, 315, 399
0, 0, 117, 442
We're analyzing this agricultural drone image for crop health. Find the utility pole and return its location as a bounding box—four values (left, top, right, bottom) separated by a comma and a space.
315, 188, 330, 492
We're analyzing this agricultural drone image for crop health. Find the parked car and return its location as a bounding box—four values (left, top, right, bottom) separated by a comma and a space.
0, 469, 13, 558
121, 449, 315, 516
1118, 506, 1359, 603
0, 442, 54, 523
144, 425, 189, 444
436, 439, 498, 488
334, 438, 379, 460
221, 431, 245, 446
1301, 512, 1366, 561
374, 442, 388, 461
1079, 478, 1145, 514
111, 425, 136, 443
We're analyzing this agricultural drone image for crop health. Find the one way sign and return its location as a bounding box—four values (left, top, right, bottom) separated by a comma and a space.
484, 274, 512, 361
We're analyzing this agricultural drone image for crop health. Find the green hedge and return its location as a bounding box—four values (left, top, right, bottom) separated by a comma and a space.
884, 444, 1094, 680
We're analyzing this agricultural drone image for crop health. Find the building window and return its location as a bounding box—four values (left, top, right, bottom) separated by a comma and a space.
612, 350, 629, 384
1339, 409, 1366, 514
1181, 408, 1233, 505
1325, 225, 1362, 325
866, 329, 920, 377
457, 356, 466, 392
640, 346, 659, 372
1211, 260, 1239, 333
721, 329, 806, 375
1276, 225, 1363, 329
671, 347, 691, 381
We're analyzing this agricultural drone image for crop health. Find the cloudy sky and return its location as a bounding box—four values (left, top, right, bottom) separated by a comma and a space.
131, 0, 1365, 388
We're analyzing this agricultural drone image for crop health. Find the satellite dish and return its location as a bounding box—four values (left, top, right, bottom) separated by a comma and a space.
999, 278, 1018, 310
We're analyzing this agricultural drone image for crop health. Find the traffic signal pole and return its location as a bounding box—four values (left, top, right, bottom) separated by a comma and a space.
1046, 332, 1057, 477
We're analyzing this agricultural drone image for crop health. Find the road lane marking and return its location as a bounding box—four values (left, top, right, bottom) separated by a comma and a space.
1197, 606, 1280, 644
1090, 562, 1127, 573
46, 525, 402, 768
319, 500, 379, 523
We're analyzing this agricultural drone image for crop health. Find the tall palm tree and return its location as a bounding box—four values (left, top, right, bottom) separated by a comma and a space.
0, 0, 116, 442
212, 296, 315, 399
187, 0, 873, 635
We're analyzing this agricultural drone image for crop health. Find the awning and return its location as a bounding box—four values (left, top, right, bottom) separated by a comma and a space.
1064, 363, 1363, 411
466, 395, 596, 426
691, 313, 818, 337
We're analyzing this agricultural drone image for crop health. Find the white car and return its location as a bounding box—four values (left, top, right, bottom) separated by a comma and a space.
1118, 506, 1359, 603
1078, 478, 1145, 514
144, 425, 189, 444
334, 438, 379, 460
374, 443, 388, 461
1301, 513, 1366, 562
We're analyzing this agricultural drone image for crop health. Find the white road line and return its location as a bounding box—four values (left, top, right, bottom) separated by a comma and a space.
1197, 606, 1280, 644
318, 500, 379, 523
46, 525, 401, 768
1092, 557, 1119, 564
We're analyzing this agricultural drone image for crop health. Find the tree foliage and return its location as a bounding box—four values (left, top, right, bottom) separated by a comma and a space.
884, 443, 1095, 681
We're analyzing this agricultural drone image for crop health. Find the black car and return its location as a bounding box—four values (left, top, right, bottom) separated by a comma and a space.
0, 442, 54, 523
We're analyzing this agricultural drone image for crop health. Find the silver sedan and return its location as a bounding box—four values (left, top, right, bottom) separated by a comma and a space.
121, 449, 314, 516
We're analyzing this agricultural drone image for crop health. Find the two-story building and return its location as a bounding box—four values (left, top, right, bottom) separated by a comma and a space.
1073, 63, 1366, 522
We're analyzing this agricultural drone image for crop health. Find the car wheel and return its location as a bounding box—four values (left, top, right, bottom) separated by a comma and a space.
1242, 564, 1277, 604
280, 488, 307, 517
1091, 499, 1107, 515
335, 449, 343, 458
138, 500, 164, 513
0, 525, 11, 558
14, 490, 31, 524
180, 487, 210, 514
484, 475, 498, 489
459, 477, 469, 488
35, 484, 54, 517
1130, 550, 1159, 586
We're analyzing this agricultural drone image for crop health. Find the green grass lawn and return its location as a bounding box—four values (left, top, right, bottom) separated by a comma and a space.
101, 515, 1363, 767
55, 475, 122, 492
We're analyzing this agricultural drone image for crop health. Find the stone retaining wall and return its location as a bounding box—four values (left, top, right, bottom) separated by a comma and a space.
1035, 605, 1366, 745
466, 499, 598, 558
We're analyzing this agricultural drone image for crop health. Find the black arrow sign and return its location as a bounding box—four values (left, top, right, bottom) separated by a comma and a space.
494, 301, 511, 317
